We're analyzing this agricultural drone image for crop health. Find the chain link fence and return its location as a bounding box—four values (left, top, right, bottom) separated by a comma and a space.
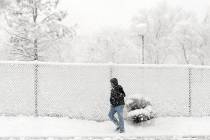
191, 67, 210, 116
0, 62, 34, 115
0, 62, 209, 120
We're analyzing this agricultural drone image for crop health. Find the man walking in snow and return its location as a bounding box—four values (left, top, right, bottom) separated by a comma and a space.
108, 78, 126, 133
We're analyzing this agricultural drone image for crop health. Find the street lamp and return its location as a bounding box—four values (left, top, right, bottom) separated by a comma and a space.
139, 34, 145, 64
136, 23, 147, 64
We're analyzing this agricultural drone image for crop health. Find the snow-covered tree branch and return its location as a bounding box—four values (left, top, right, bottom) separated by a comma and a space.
3, 0, 75, 61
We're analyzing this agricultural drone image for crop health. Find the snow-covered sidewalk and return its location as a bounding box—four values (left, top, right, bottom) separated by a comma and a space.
0, 116, 210, 137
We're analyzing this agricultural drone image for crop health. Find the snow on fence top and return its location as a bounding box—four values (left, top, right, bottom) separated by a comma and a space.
1, 60, 210, 69
0, 61, 209, 120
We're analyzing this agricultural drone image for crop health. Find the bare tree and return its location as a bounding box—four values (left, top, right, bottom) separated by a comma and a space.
196, 10, 210, 65
131, 2, 190, 64
173, 16, 206, 65
86, 28, 137, 63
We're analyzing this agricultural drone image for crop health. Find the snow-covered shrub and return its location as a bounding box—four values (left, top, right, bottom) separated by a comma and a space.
126, 95, 155, 124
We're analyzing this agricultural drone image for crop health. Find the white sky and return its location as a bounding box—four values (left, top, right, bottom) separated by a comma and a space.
60, 0, 210, 35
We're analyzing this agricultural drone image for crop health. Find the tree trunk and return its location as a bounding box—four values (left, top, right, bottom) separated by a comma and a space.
33, 0, 38, 60
34, 39, 38, 60
181, 44, 189, 64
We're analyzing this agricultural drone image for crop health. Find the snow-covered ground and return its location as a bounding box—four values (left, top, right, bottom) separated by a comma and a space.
0, 116, 210, 137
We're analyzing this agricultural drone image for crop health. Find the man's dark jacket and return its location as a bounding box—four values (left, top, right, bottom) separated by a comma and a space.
110, 78, 126, 107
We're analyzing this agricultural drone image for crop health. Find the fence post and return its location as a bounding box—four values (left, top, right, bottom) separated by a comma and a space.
34, 62, 39, 116
188, 66, 192, 116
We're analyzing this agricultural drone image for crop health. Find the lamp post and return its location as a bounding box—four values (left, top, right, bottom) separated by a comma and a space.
139, 34, 145, 64
136, 23, 147, 64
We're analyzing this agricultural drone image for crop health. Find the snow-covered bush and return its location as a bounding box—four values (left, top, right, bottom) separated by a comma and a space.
126, 95, 155, 124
